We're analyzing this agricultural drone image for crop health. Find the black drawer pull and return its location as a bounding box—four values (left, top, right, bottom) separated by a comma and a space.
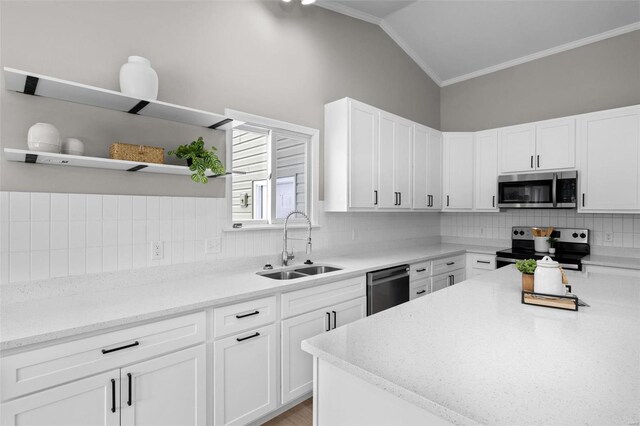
236, 310, 259, 319
416, 268, 427, 272
102, 341, 139, 354
416, 290, 426, 295
127, 373, 132, 406
111, 379, 116, 413
446, 262, 455, 266
477, 260, 491, 264
236, 332, 260, 342
326, 312, 331, 331
332, 311, 337, 330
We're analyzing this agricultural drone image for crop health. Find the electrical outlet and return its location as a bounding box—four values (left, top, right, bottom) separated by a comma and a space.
480, 228, 485, 236
351, 229, 356, 241
604, 232, 613, 242
206, 237, 221, 254
151, 241, 164, 260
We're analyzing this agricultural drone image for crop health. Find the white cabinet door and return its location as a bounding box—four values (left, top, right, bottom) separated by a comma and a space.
121, 346, 206, 426
443, 133, 474, 210
499, 124, 536, 174
412, 124, 429, 209
577, 106, 640, 213
213, 324, 277, 426
1, 370, 120, 426
281, 308, 330, 404
281, 297, 365, 405
349, 100, 379, 209
535, 117, 575, 171
378, 112, 396, 208
431, 269, 466, 293
427, 129, 443, 210
474, 130, 499, 211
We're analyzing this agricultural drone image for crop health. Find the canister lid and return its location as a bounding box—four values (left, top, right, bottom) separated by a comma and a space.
537, 255, 559, 268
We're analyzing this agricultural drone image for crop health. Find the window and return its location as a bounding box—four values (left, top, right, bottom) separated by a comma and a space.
226, 110, 318, 227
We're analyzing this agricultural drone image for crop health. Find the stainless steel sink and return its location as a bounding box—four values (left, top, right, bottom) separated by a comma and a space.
293, 265, 342, 275
257, 265, 343, 280
260, 271, 308, 280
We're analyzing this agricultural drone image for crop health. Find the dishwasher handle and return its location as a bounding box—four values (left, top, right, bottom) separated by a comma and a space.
367, 265, 410, 282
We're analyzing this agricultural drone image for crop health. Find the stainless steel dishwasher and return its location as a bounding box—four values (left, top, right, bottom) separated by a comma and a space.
366, 264, 410, 315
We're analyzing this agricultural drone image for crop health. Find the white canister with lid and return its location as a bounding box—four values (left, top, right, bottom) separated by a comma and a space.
534, 256, 565, 295
119, 56, 159, 100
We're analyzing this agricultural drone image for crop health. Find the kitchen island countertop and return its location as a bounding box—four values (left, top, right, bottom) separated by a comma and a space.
302, 266, 640, 425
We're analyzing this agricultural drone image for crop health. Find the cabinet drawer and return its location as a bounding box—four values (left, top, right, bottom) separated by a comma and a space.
1, 311, 205, 401
410, 261, 431, 278
281, 276, 366, 319
410, 284, 428, 300
431, 255, 466, 276
213, 296, 276, 339
468, 254, 496, 271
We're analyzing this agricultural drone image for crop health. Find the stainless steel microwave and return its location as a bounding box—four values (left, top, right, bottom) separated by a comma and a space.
497, 171, 577, 209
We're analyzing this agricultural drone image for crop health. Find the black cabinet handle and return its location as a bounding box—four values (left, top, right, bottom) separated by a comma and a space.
446, 262, 455, 266
582, 193, 585, 207
127, 373, 132, 406
332, 311, 337, 330
448, 275, 454, 286
530, 155, 534, 169
537, 155, 540, 168
428, 195, 433, 207
236, 310, 259, 319
446, 195, 450, 207
374, 190, 378, 206
236, 332, 260, 342
111, 379, 116, 413
102, 341, 139, 354
398, 192, 401, 206
416, 268, 426, 272
416, 290, 426, 295
477, 260, 491, 264
326, 312, 331, 331
492, 195, 495, 208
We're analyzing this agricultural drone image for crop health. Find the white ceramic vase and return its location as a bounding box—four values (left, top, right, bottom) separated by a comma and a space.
534, 256, 565, 295
534, 236, 550, 253
119, 56, 158, 100
62, 137, 85, 156
27, 123, 61, 153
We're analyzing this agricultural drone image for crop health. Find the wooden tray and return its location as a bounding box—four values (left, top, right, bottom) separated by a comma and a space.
521, 291, 578, 311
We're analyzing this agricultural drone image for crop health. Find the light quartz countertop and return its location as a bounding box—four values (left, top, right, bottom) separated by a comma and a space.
0, 243, 500, 351
582, 254, 640, 270
302, 266, 640, 425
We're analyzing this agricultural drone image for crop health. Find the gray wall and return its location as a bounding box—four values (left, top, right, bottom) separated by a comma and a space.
0, 0, 440, 197
441, 30, 640, 131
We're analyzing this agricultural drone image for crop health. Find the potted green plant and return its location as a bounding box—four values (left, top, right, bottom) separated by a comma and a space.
168, 136, 225, 183
547, 236, 559, 254
515, 259, 537, 292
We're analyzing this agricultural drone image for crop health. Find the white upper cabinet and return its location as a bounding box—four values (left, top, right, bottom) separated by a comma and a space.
577, 105, 640, 213
499, 118, 576, 174
413, 125, 442, 211
535, 117, 575, 171
499, 124, 536, 173
443, 133, 474, 211
474, 130, 498, 211
324, 98, 379, 211
378, 111, 413, 209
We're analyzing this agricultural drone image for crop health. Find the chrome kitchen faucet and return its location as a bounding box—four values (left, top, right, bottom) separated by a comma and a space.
282, 210, 312, 266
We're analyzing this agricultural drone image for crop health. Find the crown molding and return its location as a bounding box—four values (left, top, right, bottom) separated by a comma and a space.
315, 1, 381, 25
440, 22, 640, 87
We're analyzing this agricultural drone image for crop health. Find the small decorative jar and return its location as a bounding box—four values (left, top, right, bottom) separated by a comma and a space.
119, 56, 159, 100
27, 123, 61, 153
62, 137, 85, 156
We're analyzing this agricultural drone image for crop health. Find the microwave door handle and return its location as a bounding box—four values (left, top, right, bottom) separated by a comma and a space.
552, 173, 558, 207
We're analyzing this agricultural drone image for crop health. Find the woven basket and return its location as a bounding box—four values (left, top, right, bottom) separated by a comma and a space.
109, 142, 164, 164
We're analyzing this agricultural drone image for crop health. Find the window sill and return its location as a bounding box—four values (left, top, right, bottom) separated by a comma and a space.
222, 224, 321, 232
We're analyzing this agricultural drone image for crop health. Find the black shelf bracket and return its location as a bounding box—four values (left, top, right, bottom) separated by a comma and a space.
24, 76, 39, 95
127, 101, 150, 115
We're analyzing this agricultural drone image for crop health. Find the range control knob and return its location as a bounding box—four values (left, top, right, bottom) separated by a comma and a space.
572, 233, 579, 238
513, 230, 519, 235
519, 231, 525, 236
580, 233, 586, 239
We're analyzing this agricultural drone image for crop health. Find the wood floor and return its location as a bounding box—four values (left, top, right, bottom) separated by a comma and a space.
263, 398, 313, 426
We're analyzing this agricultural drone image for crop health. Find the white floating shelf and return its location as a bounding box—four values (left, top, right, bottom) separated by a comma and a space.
4, 148, 232, 178
4, 67, 241, 130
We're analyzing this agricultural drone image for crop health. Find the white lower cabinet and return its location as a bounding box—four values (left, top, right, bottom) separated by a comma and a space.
410, 278, 429, 300
1, 369, 121, 426
281, 297, 366, 404
431, 269, 466, 293
213, 323, 277, 426
466, 254, 497, 278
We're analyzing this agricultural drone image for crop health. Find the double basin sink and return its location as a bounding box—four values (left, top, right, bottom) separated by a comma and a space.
257, 265, 342, 280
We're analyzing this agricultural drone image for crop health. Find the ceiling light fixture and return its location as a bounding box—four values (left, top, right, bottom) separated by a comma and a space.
301, 0, 316, 4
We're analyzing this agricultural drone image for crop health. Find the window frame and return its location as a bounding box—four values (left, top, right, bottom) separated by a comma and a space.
224, 109, 319, 230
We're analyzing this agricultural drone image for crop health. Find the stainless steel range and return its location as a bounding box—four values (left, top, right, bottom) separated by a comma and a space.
496, 227, 590, 271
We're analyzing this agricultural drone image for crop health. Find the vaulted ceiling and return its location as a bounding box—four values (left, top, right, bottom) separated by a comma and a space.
316, 0, 640, 86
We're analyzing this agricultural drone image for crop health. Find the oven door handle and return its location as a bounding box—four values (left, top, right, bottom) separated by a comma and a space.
496, 257, 517, 264
497, 257, 580, 271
